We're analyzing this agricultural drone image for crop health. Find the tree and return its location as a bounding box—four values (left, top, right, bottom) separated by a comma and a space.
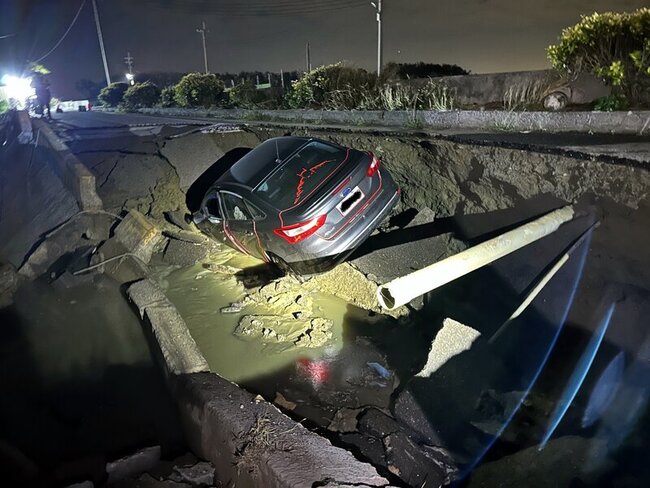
174, 73, 225, 108
547, 8, 650, 106
286, 63, 377, 109
160, 86, 176, 107
98, 82, 128, 107
228, 80, 266, 108
123, 81, 161, 109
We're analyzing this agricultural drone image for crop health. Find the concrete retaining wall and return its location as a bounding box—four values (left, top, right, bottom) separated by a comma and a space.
127, 279, 390, 488
0, 113, 80, 267
433, 70, 608, 106
31, 119, 103, 211
119, 106, 650, 135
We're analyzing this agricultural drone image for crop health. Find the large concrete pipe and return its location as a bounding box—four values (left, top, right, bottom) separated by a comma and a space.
377, 206, 575, 310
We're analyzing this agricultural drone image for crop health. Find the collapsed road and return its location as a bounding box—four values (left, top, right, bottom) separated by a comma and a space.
1, 110, 649, 487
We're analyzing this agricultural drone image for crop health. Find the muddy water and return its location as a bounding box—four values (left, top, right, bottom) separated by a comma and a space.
158, 257, 362, 383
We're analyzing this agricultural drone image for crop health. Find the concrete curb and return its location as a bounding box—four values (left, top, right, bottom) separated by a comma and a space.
16, 110, 33, 144
98, 106, 650, 135
31, 119, 103, 211
127, 279, 391, 488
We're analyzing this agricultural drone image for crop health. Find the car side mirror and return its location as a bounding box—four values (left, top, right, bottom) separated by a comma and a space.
192, 211, 206, 225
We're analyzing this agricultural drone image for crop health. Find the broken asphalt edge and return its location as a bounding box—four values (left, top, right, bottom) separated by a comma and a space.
127, 278, 392, 488
97, 106, 650, 135
30, 118, 103, 211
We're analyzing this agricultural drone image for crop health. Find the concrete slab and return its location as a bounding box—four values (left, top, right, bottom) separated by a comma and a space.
128, 279, 209, 376
115, 210, 165, 263
351, 208, 467, 286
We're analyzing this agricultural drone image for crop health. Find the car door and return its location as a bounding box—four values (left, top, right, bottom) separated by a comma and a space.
220, 191, 266, 260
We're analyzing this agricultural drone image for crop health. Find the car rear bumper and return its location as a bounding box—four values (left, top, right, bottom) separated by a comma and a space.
283, 171, 400, 273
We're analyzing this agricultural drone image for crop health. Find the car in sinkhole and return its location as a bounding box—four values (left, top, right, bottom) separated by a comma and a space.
192, 136, 400, 275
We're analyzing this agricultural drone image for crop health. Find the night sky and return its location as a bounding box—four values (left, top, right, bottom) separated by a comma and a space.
0, 0, 646, 99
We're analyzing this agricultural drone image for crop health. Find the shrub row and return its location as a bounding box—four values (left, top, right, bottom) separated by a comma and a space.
97, 64, 457, 112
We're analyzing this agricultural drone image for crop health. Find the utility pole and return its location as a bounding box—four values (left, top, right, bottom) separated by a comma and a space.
92, 0, 111, 86
124, 51, 134, 74
370, 0, 383, 75
305, 42, 312, 72
196, 21, 209, 73
124, 51, 135, 85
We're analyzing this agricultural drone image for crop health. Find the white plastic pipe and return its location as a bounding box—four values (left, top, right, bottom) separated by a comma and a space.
377, 206, 575, 310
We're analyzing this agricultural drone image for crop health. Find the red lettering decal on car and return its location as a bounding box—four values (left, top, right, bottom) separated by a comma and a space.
293, 159, 335, 205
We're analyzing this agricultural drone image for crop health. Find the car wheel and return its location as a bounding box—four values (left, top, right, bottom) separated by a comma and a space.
267, 253, 310, 283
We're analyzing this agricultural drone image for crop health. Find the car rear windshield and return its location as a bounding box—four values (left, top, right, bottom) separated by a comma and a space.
254, 141, 346, 209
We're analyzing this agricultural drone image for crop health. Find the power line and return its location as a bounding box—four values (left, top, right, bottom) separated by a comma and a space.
140, 0, 367, 16
31, 0, 87, 63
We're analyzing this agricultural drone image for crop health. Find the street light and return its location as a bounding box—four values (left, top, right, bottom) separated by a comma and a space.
370, 1, 382, 75
125, 73, 134, 85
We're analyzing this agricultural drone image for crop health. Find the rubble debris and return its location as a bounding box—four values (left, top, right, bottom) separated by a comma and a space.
201, 262, 241, 275
305, 263, 408, 318
171, 461, 215, 486
339, 432, 387, 467
106, 445, 161, 484
114, 210, 165, 264
220, 302, 245, 314
392, 388, 443, 446
415, 318, 481, 378
164, 209, 193, 231
18, 212, 114, 279
383, 432, 450, 488
234, 315, 333, 351
163, 239, 209, 267
89, 238, 149, 284
327, 408, 364, 433
163, 229, 207, 244
273, 392, 296, 411
0, 263, 19, 308
357, 408, 400, 439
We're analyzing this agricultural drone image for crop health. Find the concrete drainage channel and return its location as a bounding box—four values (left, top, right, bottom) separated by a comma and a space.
1, 111, 649, 487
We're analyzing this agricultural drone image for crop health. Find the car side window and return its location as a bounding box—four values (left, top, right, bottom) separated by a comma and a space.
222, 192, 253, 221
205, 196, 222, 219
245, 201, 265, 220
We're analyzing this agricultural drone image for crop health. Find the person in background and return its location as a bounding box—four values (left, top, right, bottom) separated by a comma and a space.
31, 73, 52, 120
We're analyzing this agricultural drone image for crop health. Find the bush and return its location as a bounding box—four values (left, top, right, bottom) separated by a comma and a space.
548, 8, 650, 105
593, 94, 629, 111
379, 80, 455, 111
0, 98, 8, 114
286, 63, 377, 109
160, 86, 176, 107
380, 62, 469, 82
228, 80, 267, 108
174, 73, 225, 108
123, 81, 161, 109
98, 82, 128, 107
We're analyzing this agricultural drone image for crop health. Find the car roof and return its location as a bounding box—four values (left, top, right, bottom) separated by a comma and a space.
219, 136, 311, 188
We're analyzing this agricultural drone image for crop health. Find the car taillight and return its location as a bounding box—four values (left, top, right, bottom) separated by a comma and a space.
367, 152, 380, 177
274, 214, 327, 244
